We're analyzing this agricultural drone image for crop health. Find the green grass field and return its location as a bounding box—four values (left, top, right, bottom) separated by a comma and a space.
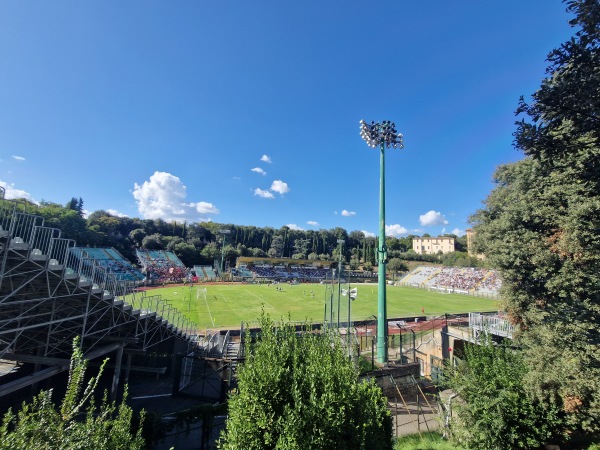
140, 282, 499, 330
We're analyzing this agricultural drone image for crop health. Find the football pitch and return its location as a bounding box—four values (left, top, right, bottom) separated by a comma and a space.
141, 283, 499, 330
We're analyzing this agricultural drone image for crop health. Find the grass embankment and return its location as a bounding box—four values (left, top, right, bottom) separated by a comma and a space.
394, 432, 464, 450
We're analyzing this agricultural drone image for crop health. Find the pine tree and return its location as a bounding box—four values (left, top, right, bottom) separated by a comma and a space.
76, 197, 84, 218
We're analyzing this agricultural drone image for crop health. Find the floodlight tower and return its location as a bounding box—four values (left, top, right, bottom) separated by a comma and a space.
336, 239, 345, 327
359, 120, 404, 364
219, 229, 231, 278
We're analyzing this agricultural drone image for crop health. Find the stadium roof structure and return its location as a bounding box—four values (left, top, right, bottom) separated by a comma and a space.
236, 256, 336, 268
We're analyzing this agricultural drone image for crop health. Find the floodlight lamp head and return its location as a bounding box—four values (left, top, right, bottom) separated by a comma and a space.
360, 119, 404, 150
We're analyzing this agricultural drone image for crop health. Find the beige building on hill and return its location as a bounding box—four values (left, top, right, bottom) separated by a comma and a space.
412, 236, 455, 255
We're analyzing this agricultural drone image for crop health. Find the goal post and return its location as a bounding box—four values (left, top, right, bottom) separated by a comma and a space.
196, 287, 208, 301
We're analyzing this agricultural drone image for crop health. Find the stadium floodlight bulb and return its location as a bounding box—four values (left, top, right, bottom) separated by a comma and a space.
360, 119, 404, 150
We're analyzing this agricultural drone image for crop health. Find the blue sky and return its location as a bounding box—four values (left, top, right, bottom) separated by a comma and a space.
0, 1, 575, 238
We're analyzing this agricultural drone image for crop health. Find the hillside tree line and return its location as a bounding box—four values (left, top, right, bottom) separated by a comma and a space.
4, 197, 475, 270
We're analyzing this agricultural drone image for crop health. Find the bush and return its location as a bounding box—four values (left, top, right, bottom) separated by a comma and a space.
218, 313, 393, 449
0, 338, 144, 450
446, 336, 562, 450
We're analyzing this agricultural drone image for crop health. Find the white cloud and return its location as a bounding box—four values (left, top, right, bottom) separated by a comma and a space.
0, 180, 37, 203
261, 154, 272, 163
341, 210, 356, 217
307, 221, 319, 227
361, 230, 376, 238
451, 227, 464, 236
132, 171, 219, 220
12, 155, 25, 161
286, 223, 304, 231
251, 167, 266, 176
190, 201, 220, 214
386, 224, 409, 236
106, 209, 129, 218
254, 188, 275, 199
270, 180, 289, 195
419, 210, 448, 226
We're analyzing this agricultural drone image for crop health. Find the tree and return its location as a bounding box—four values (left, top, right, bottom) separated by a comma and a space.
250, 247, 267, 258
200, 241, 219, 263
37, 205, 88, 244
470, 0, 600, 441
65, 197, 78, 211
129, 228, 146, 247
269, 235, 284, 258
141, 233, 165, 250
447, 337, 561, 450
387, 258, 408, 278
0, 338, 144, 449
292, 238, 311, 259
172, 241, 200, 267
218, 313, 393, 450
76, 197, 84, 218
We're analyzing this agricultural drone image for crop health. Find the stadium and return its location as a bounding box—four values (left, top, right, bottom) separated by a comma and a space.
0, 187, 511, 445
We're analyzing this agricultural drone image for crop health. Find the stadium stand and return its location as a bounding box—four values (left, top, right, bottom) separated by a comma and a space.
241, 264, 332, 281
400, 266, 501, 296
399, 266, 441, 286
203, 266, 217, 279
193, 265, 218, 281
166, 251, 186, 268
0, 193, 200, 405
69, 247, 144, 281
136, 249, 188, 283
232, 266, 254, 278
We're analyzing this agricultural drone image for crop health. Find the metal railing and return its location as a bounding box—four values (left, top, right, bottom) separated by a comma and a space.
1, 204, 199, 344
469, 312, 514, 339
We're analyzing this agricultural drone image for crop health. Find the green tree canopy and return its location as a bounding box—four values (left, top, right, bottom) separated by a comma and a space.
470, 0, 600, 441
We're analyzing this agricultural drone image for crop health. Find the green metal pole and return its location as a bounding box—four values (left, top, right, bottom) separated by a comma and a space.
337, 240, 343, 328
347, 276, 351, 359
377, 141, 388, 364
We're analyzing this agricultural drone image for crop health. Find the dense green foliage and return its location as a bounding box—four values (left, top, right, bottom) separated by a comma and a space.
218, 313, 393, 449
0, 338, 144, 449
447, 338, 562, 450
470, 0, 600, 442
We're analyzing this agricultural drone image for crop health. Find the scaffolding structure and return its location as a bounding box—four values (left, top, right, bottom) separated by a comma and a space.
0, 190, 200, 400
